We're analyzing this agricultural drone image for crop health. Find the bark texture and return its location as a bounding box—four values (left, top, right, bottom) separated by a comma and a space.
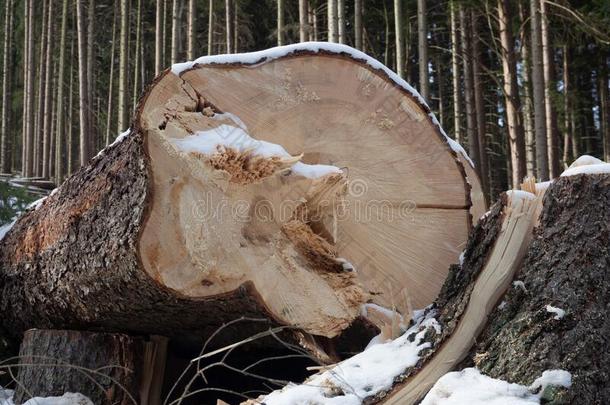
469, 174, 610, 404
0, 133, 286, 347
13, 329, 143, 405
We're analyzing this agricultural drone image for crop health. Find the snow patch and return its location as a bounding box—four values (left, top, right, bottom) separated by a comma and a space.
561, 163, 610, 177
561, 155, 610, 177
94, 129, 131, 159
498, 301, 507, 310
529, 370, 572, 393
0, 389, 93, 405
0, 219, 16, 241
513, 280, 527, 293
170, 124, 342, 179
506, 189, 536, 202
422, 368, 572, 405
421, 368, 539, 405
261, 311, 439, 405
170, 42, 474, 169
535, 180, 553, 194
545, 305, 565, 320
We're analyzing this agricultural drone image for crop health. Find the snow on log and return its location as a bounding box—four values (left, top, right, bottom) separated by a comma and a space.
0, 43, 480, 357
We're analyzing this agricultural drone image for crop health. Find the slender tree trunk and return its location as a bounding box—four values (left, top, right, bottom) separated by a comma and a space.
48, 62, 57, 179
67, 34, 75, 176
86, 0, 95, 153
354, 0, 363, 50
600, 55, 610, 163
171, 0, 179, 62
540, 0, 560, 178
233, 1, 238, 52
76, 0, 91, 167
55, 0, 68, 184
383, 1, 390, 67
1, 0, 13, 173
187, 0, 195, 59
338, 0, 346, 44
277, 0, 285, 46
460, 7, 480, 171
42, 0, 55, 179
299, 0, 308, 43
471, 11, 489, 196
394, 0, 405, 78
498, 0, 527, 187
35, 0, 49, 177
155, 0, 163, 74
519, 0, 536, 177
132, 0, 142, 111
530, 0, 549, 180
207, 0, 214, 55
417, 0, 429, 101
450, 1, 462, 144
23, 0, 35, 177
328, 0, 338, 43
118, 0, 128, 132
106, 4, 117, 146
225, 0, 233, 53
562, 45, 571, 165
310, 2, 318, 41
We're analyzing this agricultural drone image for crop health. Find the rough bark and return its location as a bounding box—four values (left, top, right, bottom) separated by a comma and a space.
470, 174, 610, 403
13, 329, 143, 405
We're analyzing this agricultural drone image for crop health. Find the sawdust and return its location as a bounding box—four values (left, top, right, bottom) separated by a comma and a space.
193, 147, 297, 184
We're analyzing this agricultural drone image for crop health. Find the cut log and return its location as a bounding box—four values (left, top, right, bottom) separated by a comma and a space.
249, 183, 542, 405
11, 329, 144, 405
0, 44, 481, 356
258, 172, 610, 404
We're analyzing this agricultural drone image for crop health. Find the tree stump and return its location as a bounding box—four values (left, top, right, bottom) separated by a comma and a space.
12, 330, 144, 405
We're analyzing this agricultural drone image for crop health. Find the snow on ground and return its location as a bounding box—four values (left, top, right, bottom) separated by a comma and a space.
421, 367, 571, 405
0, 389, 93, 405
170, 42, 474, 170
170, 124, 342, 179
545, 305, 565, 320
261, 311, 439, 405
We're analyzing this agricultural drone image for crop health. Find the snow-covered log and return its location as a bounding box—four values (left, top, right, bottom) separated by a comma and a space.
0, 44, 480, 360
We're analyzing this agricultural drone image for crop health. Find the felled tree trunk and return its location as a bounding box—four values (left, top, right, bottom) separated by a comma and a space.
12, 329, 145, 405
0, 44, 482, 359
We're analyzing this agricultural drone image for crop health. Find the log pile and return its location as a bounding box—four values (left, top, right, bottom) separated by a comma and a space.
0, 44, 608, 405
